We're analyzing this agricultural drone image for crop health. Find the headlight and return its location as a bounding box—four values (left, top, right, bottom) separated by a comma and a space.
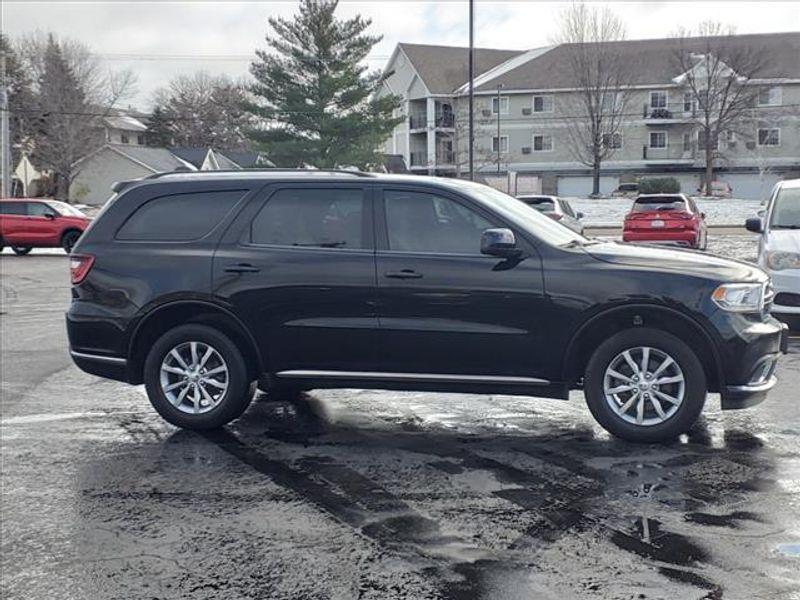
711, 283, 765, 312
766, 251, 800, 271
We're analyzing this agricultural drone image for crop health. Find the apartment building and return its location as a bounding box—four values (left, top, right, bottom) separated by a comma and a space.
379, 32, 800, 199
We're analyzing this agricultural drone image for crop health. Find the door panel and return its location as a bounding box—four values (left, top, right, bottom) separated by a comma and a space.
375, 188, 548, 378
212, 185, 379, 373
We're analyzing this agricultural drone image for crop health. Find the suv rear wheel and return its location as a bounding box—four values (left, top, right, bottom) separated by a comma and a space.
584, 328, 707, 443
62, 230, 81, 254
144, 324, 254, 429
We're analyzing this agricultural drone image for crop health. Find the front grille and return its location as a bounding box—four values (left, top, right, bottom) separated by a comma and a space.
774, 292, 800, 307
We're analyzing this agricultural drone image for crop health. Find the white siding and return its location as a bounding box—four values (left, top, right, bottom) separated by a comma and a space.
70, 149, 151, 205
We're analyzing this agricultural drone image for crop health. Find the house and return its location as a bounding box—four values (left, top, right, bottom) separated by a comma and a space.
103, 112, 149, 146
379, 32, 800, 199
69, 145, 269, 205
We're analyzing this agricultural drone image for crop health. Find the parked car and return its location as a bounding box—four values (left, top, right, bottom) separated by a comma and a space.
612, 182, 639, 198
0, 199, 91, 254
67, 171, 787, 443
516, 194, 585, 234
622, 194, 708, 249
746, 179, 800, 327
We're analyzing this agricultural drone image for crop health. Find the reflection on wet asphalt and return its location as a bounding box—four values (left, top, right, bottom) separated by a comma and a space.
2, 257, 799, 599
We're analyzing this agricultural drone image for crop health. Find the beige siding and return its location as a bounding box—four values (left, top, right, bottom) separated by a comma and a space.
70, 149, 151, 205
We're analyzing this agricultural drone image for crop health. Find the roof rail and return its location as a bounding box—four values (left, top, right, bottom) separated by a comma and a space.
143, 168, 376, 180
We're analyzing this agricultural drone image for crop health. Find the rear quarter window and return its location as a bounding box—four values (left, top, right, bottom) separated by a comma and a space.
0, 202, 26, 215
116, 190, 246, 241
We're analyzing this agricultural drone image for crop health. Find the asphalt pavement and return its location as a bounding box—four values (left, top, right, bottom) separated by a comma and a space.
1, 253, 799, 600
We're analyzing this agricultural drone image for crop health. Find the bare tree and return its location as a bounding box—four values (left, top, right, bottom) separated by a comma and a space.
672, 22, 768, 195
554, 3, 632, 196
453, 99, 497, 177
151, 72, 254, 151
15, 33, 135, 200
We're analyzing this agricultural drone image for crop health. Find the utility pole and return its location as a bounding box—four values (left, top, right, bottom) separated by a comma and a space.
496, 83, 503, 174
1, 53, 10, 198
467, 0, 474, 181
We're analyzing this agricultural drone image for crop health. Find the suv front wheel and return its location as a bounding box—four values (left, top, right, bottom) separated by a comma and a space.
144, 324, 255, 430
583, 328, 707, 443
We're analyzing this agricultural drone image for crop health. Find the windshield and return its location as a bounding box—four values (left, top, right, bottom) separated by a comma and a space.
45, 200, 86, 217
522, 199, 556, 213
632, 196, 686, 212
441, 180, 587, 247
770, 187, 800, 229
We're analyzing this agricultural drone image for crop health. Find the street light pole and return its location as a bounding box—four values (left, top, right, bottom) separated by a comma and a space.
468, 0, 474, 181
1, 53, 10, 198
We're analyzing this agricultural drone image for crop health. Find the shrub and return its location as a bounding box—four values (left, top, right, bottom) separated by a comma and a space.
639, 177, 680, 194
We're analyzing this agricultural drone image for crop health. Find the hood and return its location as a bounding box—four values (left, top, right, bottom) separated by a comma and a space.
765, 229, 800, 254
584, 241, 767, 283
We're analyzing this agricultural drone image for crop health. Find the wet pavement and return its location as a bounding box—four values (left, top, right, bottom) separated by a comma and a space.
1, 254, 799, 600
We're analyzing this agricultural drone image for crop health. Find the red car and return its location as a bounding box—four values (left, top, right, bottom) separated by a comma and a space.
622, 194, 707, 250
1, 199, 91, 255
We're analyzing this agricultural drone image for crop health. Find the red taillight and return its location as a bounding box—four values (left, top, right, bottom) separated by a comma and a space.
70, 254, 94, 285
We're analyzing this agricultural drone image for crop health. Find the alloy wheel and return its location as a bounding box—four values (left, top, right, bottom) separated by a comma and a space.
159, 341, 229, 414
603, 346, 685, 427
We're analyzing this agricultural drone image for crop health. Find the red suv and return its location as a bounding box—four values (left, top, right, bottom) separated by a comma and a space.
622, 194, 707, 250
1, 199, 91, 255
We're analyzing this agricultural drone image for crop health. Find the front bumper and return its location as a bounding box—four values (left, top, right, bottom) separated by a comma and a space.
767, 268, 800, 315
720, 319, 789, 409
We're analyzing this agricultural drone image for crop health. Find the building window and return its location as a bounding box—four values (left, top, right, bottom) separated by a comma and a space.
683, 92, 695, 113
601, 132, 622, 149
683, 132, 692, 152
532, 134, 553, 152
757, 87, 781, 107
120, 133, 130, 144
650, 91, 667, 109
649, 131, 667, 149
492, 97, 509, 115
697, 130, 718, 150
601, 93, 618, 112
136, 134, 145, 145
532, 95, 553, 113
758, 128, 780, 146
492, 136, 509, 153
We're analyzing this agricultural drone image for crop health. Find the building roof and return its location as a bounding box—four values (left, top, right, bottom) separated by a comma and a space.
109, 145, 196, 172
471, 31, 800, 92
398, 43, 522, 94
104, 115, 148, 132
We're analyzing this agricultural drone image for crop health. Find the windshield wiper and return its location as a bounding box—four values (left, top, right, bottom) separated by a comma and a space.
771, 225, 800, 230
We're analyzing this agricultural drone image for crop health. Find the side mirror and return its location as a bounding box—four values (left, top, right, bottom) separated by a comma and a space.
700, 212, 706, 219
43, 213, 56, 220
481, 228, 520, 258
745, 217, 763, 233
576, 212, 585, 219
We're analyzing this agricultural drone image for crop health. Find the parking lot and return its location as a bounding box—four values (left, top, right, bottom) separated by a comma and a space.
1, 251, 799, 599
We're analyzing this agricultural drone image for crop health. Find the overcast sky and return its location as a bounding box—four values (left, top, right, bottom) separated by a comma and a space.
4, 1, 799, 109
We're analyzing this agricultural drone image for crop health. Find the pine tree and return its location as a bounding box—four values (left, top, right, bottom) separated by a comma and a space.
246, 0, 402, 168
1, 35, 35, 169
145, 105, 174, 147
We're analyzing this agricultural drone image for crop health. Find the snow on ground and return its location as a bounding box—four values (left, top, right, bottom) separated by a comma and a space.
567, 196, 763, 227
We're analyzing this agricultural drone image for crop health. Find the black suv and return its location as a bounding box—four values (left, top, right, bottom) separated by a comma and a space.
67, 171, 788, 442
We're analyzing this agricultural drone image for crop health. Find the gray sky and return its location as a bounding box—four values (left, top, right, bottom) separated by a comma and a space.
4, 1, 799, 109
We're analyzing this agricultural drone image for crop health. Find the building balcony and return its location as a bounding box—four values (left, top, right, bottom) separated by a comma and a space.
409, 114, 427, 131
434, 113, 455, 129
409, 151, 428, 167
641, 145, 696, 165
643, 102, 697, 125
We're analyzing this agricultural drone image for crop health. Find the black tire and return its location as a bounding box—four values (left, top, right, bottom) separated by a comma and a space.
62, 230, 81, 254
144, 324, 254, 430
12, 246, 32, 255
583, 327, 707, 443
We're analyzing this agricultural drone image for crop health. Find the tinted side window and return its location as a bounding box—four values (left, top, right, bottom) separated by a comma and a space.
27, 203, 56, 217
251, 188, 365, 249
116, 190, 246, 241
384, 190, 494, 254
0, 202, 26, 215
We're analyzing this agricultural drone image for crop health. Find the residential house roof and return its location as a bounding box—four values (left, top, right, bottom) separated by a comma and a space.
470, 31, 800, 92
397, 43, 522, 94
103, 115, 148, 132
106, 145, 196, 172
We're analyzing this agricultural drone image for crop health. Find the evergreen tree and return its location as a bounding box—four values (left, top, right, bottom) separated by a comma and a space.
1, 34, 35, 169
246, 0, 402, 168
145, 105, 174, 147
